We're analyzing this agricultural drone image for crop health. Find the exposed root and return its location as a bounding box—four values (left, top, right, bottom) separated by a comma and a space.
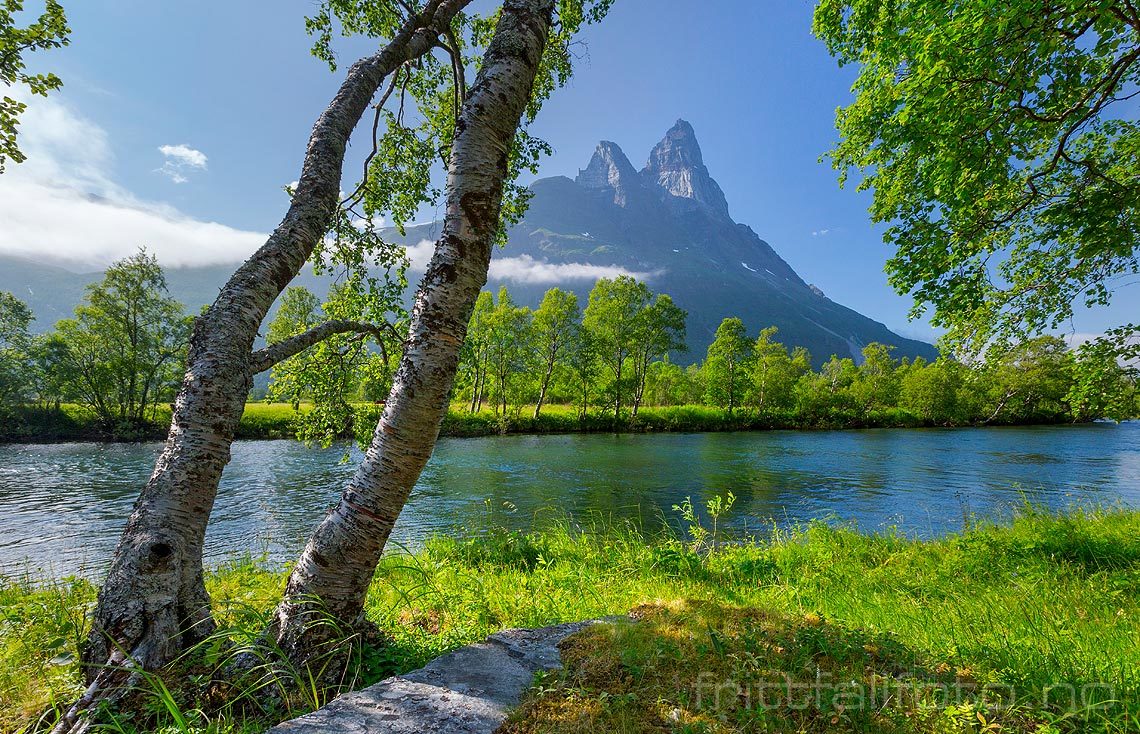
49, 653, 142, 734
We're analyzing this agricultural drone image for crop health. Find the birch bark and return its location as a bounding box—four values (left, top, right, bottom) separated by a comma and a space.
270, 0, 556, 663
58, 4, 471, 731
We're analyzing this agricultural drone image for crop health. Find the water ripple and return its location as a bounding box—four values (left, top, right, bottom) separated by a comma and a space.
2, 424, 1137, 578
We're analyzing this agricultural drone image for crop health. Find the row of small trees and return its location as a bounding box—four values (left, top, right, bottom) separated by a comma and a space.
457, 276, 687, 420
2, 259, 1134, 433
0, 250, 190, 430
694, 319, 1136, 425
448, 284, 1136, 426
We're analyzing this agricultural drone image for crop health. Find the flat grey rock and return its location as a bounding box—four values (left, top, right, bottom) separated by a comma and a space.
269, 618, 623, 734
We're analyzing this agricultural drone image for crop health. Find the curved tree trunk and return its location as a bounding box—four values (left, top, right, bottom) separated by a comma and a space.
534, 352, 557, 419
614, 356, 623, 419
56, 5, 470, 732
270, 0, 556, 666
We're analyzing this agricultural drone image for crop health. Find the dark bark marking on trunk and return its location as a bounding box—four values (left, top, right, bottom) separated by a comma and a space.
268, 0, 558, 669
56, 4, 476, 733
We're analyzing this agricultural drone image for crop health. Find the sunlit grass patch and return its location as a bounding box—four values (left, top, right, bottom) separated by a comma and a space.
0, 576, 94, 731
2, 505, 1137, 733
503, 599, 1136, 733
235, 403, 305, 439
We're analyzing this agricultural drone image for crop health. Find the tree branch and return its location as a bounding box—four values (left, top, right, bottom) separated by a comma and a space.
341, 64, 406, 209
249, 320, 398, 374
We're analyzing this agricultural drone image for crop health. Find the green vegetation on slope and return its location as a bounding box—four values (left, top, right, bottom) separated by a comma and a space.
3, 505, 1137, 733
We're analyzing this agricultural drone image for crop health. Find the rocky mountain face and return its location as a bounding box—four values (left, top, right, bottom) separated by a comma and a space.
1, 120, 937, 366
642, 119, 732, 219
398, 119, 937, 365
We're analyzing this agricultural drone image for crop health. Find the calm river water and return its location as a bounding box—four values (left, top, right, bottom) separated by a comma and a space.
2, 423, 1138, 577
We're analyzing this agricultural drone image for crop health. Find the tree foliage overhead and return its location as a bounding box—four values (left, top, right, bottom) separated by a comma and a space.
280, 0, 613, 445
309, 0, 614, 245
0, 0, 69, 171
814, 0, 1140, 357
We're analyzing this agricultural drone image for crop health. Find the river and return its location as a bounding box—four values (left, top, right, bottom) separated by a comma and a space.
2, 423, 1138, 577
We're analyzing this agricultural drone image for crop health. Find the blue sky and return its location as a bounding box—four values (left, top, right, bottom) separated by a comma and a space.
2, 0, 1134, 343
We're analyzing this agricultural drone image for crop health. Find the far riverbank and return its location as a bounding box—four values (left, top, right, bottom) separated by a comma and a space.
0, 402, 1093, 444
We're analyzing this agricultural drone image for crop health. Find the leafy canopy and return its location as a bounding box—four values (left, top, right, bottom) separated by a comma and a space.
275, 0, 613, 444
704, 317, 753, 413
0, 0, 69, 171
311, 0, 615, 246
54, 250, 190, 427
814, 0, 1140, 357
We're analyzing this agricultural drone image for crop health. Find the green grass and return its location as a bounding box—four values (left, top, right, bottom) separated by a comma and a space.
5, 401, 730, 443
233, 403, 303, 439
3, 505, 1138, 732
438, 403, 928, 436
0, 403, 300, 442
0, 400, 1059, 444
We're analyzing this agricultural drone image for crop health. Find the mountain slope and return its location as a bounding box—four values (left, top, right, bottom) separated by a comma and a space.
0, 255, 331, 333
398, 120, 938, 365
0, 120, 937, 366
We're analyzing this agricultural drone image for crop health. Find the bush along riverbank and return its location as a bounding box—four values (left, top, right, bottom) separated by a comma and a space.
3, 505, 1138, 733
0, 401, 1101, 444
0, 403, 309, 443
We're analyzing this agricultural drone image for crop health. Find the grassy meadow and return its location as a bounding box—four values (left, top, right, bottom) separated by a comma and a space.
2, 504, 1137, 733
0, 400, 944, 444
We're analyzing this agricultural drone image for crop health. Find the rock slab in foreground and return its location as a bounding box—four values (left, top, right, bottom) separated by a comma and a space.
268, 620, 612, 734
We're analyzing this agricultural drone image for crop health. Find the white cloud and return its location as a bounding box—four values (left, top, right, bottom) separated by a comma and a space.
157, 143, 207, 183
401, 240, 438, 270
811, 228, 831, 237
0, 90, 266, 268
159, 144, 207, 169
351, 215, 387, 231
400, 240, 655, 284
490, 255, 655, 284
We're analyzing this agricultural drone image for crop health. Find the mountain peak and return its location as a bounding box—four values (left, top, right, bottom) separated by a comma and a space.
576, 141, 644, 207
657, 119, 703, 164
643, 119, 731, 220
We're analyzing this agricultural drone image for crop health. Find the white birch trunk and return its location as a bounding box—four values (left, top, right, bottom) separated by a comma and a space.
270, 0, 556, 663
57, 5, 471, 732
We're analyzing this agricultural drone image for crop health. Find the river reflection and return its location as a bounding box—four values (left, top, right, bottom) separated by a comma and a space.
1, 423, 1137, 577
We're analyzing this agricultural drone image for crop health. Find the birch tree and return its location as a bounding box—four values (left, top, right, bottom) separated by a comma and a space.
461, 290, 495, 412
704, 317, 753, 414
269, 0, 610, 665
54, 251, 190, 430
486, 287, 533, 417
531, 287, 579, 418
59, 4, 478, 730
567, 323, 600, 419
583, 276, 649, 419
59, 0, 610, 721
750, 327, 809, 415
0, 291, 34, 412
629, 293, 687, 416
